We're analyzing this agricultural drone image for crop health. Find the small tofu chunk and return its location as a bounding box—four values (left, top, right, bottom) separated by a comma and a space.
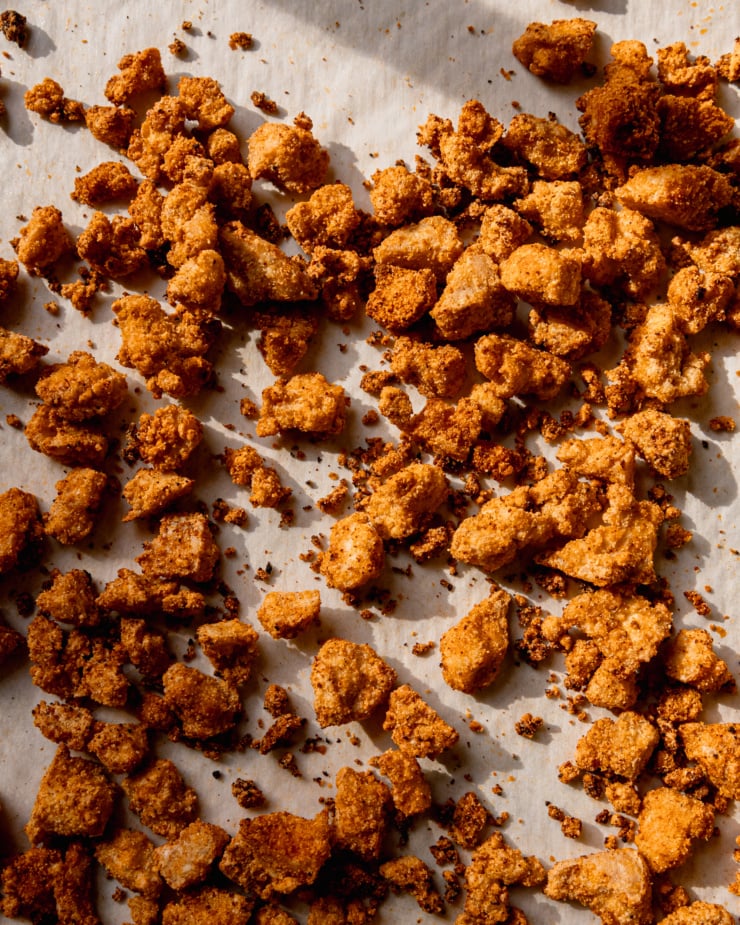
134, 403, 203, 471
500, 242, 581, 306
679, 723, 740, 800
369, 164, 434, 227
372, 749, 432, 817
136, 513, 219, 583
618, 409, 692, 479
503, 112, 587, 179
257, 372, 347, 437
257, 590, 321, 640
462, 831, 545, 924
123, 468, 195, 521
35, 351, 128, 421
310, 638, 396, 727
105, 48, 166, 104
334, 766, 392, 861
0, 328, 48, 382
44, 468, 108, 545
285, 182, 360, 252
247, 120, 329, 194
14, 205, 73, 275
123, 759, 199, 839
88, 721, 150, 774
663, 628, 734, 693
162, 887, 253, 925
319, 512, 385, 591
440, 586, 511, 693
25, 405, 109, 468
575, 711, 659, 780
634, 787, 714, 873
0, 488, 44, 575
95, 828, 162, 899
380, 856, 443, 915
581, 207, 666, 299
196, 618, 259, 685
154, 820, 230, 890
512, 18, 597, 83
162, 663, 241, 738
390, 336, 467, 399
474, 333, 571, 400
373, 215, 464, 281
383, 684, 459, 758
365, 264, 437, 332
363, 463, 448, 540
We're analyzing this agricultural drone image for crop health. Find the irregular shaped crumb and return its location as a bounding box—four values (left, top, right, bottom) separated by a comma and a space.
24, 78, 84, 123
122, 468, 195, 521
390, 337, 467, 399
575, 711, 659, 780
161, 887, 254, 925
85, 104, 137, 150
544, 847, 652, 925
372, 748, 432, 817
310, 638, 396, 727
44, 468, 108, 545
318, 512, 385, 591
634, 787, 714, 873
363, 462, 448, 540
257, 372, 347, 437
134, 403, 203, 471
219, 810, 332, 899
0, 328, 48, 382
581, 207, 666, 299
88, 720, 150, 774
365, 264, 437, 333
0, 257, 19, 302
440, 586, 511, 693
122, 758, 199, 839
252, 308, 318, 376
105, 48, 166, 105
500, 242, 581, 307
162, 662, 241, 738
334, 766, 392, 861
618, 409, 692, 478
14, 205, 73, 275
257, 590, 321, 640
136, 513, 219, 583
0, 487, 44, 575
679, 722, 740, 799
503, 112, 587, 180
659, 902, 734, 925
26, 745, 116, 845
383, 684, 459, 758
97, 568, 206, 619
474, 332, 571, 400
31, 700, 94, 752
380, 855, 443, 914
373, 215, 464, 281
663, 628, 734, 693
95, 828, 162, 899
247, 120, 329, 194
154, 820, 230, 891
369, 163, 434, 227
231, 778, 265, 809
35, 351, 128, 422
285, 182, 359, 252
529, 289, 612, 360
178, 75, 234, 131
512, 18, 597, 83
72, 161, 138, 205
196, 618, 259, 685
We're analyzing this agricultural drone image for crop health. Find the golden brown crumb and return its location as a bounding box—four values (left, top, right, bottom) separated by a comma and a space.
134, 403, 203, 471
318, 512, 385, 591
461, 831, 545, 923
44, 468, 108, 545
440, 586, 511, 693
123, 758, 199, 839
334, 766, 392, 861
380, 855, 444, 914
310, 638, 396, 727
575, 711, 659, 781
0, 10, 28, 46
196, 618, 259, 685
634, 787, 714, 873
512, 19, 596, 83
14, 204, 74, 275
663, 628, 734, 692
257, 590, 321, 640
24, 78, 84, 123
229, 32, 253, 50
247, 119, 329, 194
105, 48, 166, 105
0, 487, 44, 575
372, 748, 432, 817
122, 468, 195, 521
154, 820, 230, 890
383, 683, 458, 758
365, 263, 437, 333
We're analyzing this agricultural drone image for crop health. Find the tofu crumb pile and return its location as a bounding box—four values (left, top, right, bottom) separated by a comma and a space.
1, 12, 739, 925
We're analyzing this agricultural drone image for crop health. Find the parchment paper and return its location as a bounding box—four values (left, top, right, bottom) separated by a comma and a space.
0, 2, 738, 922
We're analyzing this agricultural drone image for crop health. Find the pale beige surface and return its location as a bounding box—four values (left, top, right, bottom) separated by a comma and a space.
0, 2, 739, 923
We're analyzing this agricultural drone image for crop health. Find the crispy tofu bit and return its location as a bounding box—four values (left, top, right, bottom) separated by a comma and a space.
220, 220, 318, 306
500, 242, 581, 307
105, 47, 166, 104
529, 289, 611, 360
162, 663, 241, 738
88, 720, 150, 774
634, 787, 714, 873
178, 75, 234, 130
477, 204, 533, 262
369, 164, 435, 226
380, 856, 443, 915
223, 446, 291, 508
383, 684, 458, 758
363, 463, 448, 540
154, 820, 230, 890
575, 711, 659, 780
372, 748, 432, 817
247, 119, 329, 194
660, 903, 735, 925
252, 308, 318, 376
26, 745, 116, 845
162, 887, 254, 925
557, 435, 635, 487
310, 638, 396, 728
679, 722, 740, 800
515, 180, 585, 243
36, 351, 128, 421
544, 848, 652, 925
581, 207, 666, 299
474, 333, 571, 400
76, 210, 148, 278
440, 586, 511, 693
0, 257, 19, 302
618, 409, 692, 479
220, 810, 332, 898
663, 628, 735, 692
460, 831, 545, 925
334, 766, 392, 862
123, 468, 194, 521
257, 589, 321, 640
24, 78, 84, 123
365, 264, 437, 333
32, 700, 94, 751
25, 405, 108, 468
166, 249, 226, 314
72, 161, 138, 205
14, 205, 74, 275
503, 112, 588, 179
85, 104, 136, 150
120, 617, 172, 679
319, 512, 385, 592
378, 388, 484, 462
0, 328, 48, 381
667, 265, 734, 335
512, 18, 596, 83
0, 487, 43, 575
44, 468, 108, 545
98, 567, 206, 618
390, 336, 467, 399
373, 215, 464, 281
196, 618, 259, 684
95, 828, 162, 898
257, 372, 347, 437
123, 758, 199, 839
136, 512, 219, 583
1, 846, 61, 923
134, 403, 203, 471
286, 182, 360, 252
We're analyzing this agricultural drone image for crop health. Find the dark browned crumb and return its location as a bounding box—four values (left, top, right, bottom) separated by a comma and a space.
169, 37, 187, 57
232, 777, 266, 809
683, 589, 711, 617
515, 713, 544, 738
251, 90, 278, 114
709, 416, 736, 432
0, 10, 28, 47
230, 32, 253, 50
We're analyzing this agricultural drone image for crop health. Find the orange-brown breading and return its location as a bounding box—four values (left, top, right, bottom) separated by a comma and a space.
122, 468, 194, 521
257, 372, 347, 437
98, 568, 206, 619
26, 745, 117, 845
123, 759, 199, 839
162, 663, 241, 739
247, 119, 329, 194
219, 810, 332, 898
127, 95, 188, 182
36, 568, 101, 627
307, 244, 368, 322
120, 617, 172, 679
515, 180, 585, 243
160, 183, 219, 270
660, 903, 734, 925
373, 214, 464, 281
95, 828, 162, 899
76, 210, 148, 277
372, 748, 432, 817
24, 77, 85, 123
557, 435, 635, 487
127, 178, 166, 250
134, 403, 203, 471
178, 75, 234, 130
310, 638, 396, 727
71, 161, 138, 205
439, 586, 511, 694
634, 787, 714, 874
334, 766, 392, 861
390, 337, 466, 399
544, 848, 653, 925
166, 249, 226, 313
154, 820, 230, 890
476, 204, 533, 262
32, 700, 94, 751
105, 47, 166, 104
208, 160, 253, 216
512, 18, 597, 84
667, 265, 734, 335
673, 226, 740, 279
0, 328, 48, 381
318, 512, 385, 592
381, 390, 484, 463
658, 94, 734, 162
617, 409, 692, 479
430, 246, 516, 340
162, 887, 254, 925
257, 590, 321, 640
35, 351, 128, 422
136, 512, 219, 583
503, 112, 588, 179
363, 463, 448, 540
88, 720, 150, 774
44, 468, 108, 545
679, 722, 740, 800
474, 333, 571, 401
500, 242, 581, 306
575, 711, 659, 780
663, 628, 734, 693
0, 487, 43, 575
219, 220, 318, 306
114, 294, 217, 399
616, 164, 734, 232
286, 182, 360, 252
529, 289, 611, 360
380, 856, 443, 915
13, 205, 74, 275
196, 618, 260, 685
251, 308, 319, 376
85, 104, 136, 149
365, 264, 437, 332
369, 164, 435, 227
625, 302, 710, 403
0, 256, 19, 302
383, 684, 458, 758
